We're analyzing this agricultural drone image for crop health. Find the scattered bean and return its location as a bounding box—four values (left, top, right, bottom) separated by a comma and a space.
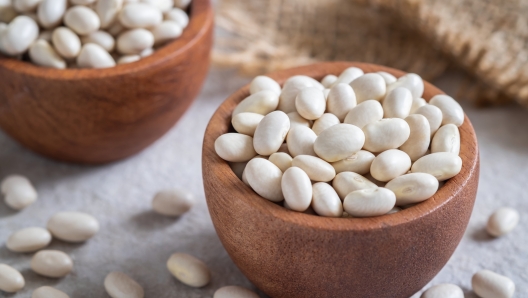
6, 227, 52, 253
377, 71, 396, 85
104, 272, 144, 298
37, 0, 67, 29
2, 15, 37, 55
81, 30, 115, 52
279, 75, 323, 113
410, 97, 427, 113
165, 8, 189, 28
32, 286, 69, 298
152, 189, 194, 216
151, 20, 182, 45
31, 250, 73, 278
486, 207, 519, 237
0, 264, 24, 293
472, 270, 515, 298
331, 67, 363, 86
96, 0, 123, 28
1, 174, 37, 210
214, 285, 259, 298
167, 253, 211, 287
117, 54, 140, 64
117, 28, 154, 54
47, 211, 99, 242
420, 283, 463, 298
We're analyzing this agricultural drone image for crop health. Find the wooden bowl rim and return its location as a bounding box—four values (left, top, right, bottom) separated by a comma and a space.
0, 0, 212, 80
203, 61, 479, 232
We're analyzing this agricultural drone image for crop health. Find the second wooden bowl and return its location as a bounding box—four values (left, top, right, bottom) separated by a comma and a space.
0, 0, 213, 164
203, 62, 480, 298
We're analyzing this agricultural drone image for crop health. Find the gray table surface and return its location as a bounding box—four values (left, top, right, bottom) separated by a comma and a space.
0, 68, 526, 297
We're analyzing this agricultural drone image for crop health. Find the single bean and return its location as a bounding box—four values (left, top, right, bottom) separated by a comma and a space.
77, 43, 116, 68
472, 270, 515, 298
117, 28, 154, 54
411, 152, 462, 181
314, 124, 365, 162
331, 150, 375, 175
385, 173, 438, 205
232, 90, 279, 117
320, 74, 337, 88
431, 124, 460, 154
152, 189, 194, 216
64, 6, 100, 35
410, 97, 426, 113
7, 227, 52, 253
47, 211, 99, 242
414, 104, 443, 135
244, 158, 283, 201
350, 73, 386, 103
165, 8, 189, 28
281, 167, 312, 212
118, 3, 163, 29
253, 111, 290, 155
37, 0, 67, 28
31, 250, 73, 278
249, 75, 281, 95
32, 286, 69, 298
400, 114, 430, 161
52, 27, 81, 59
295, 87, 326, 120
344, 100, 384, 129
420, 283, 463, 298
311, 182, 342, 217
151, 20, 182, 45
268, 152, 292, 172
214, 285, 259, 298
286, 126, 317, 157
430, 94, 464, 127
332, 172, 377, 200
29, 39, 66, 69
214, 133, 256, 162
1, 174, 37, 210
383, 87, 412, 118
362, 118, 410, 152
327, 83, 356, 121
387, 73, 424, 99
370, 149, 411, 182
486, 207, 519, 237
0, 264, 24, 293
2, 15, 38, 55
330, 67, 363, 87
292, 155, 336, 182
343, 188, 396, 217
104, 272, 144, 298
232, 112, 264, 136
312, 113, 339, 135
167, 253, 211, 287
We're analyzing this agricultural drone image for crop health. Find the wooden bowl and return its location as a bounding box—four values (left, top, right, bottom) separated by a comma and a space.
0, 0, 213, 164
203, 62, 480, 298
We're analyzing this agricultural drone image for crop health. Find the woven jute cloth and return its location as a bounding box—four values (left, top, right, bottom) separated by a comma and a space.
214, 0, 528, 106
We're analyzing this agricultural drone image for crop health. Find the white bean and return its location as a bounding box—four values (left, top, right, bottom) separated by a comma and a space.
314, 124, 365, 162
312, 113, 339, 135
151, 20, 182, 45
281, 167, 312, 212
0, 3, 16, 23
414, 104, 443, 135
7, 227, 52, 253
249, 75, 281, 95
286, 126, 317, 157
81, 31, 115, 52
13, 0, 42, 13
31, 250, 73, 278
292, 155, 336, 182
117, 54, 140, 64
244, 158, 283, 202
32, 286, 69, 298
327, 83, 356, 121
344, 100, 384, 129
152, 189, 194, 216
167, 253, 211, 287
383, 87, 412, 118
472, 270, 515, 298
232, 90, 279, 117
253, 111, 290, 155
400, 114, 430, 161
349, 73, 386, 103
387, 73, 424, 99
52, 27, 81, 59
377, 71, 397, 85
287, 112, 312, 130
0, 264, 24, 293
330, 150, 375, 175
47, 211, 99, 242
214, 133, 256, 162
486, 207, 519, 237
420, 283, 463, 298
117, 29, 154, 54
430, 94, 464, 127
1, 175, 37, 210
96, 0, 124, 28
139, 47, 153, 57
232, 112, 264, 136
331, 67, 363, 86
268, 152, 292, 172
2, 15, 38, 55
104, 272, 144, 298
311, 182, 342, 217
332, 172, 377, 200
214, 285, 259, 298
431, 124, 460, 155
278, 75, 323, 113
37, 0, 67, 28
362, 118, 410, 152
343, 188, 396, 217
64, 6, 100, 35
411, 152, 462, 181
295, 87, 326, 120
77, 43, 116, 68
142, 0, 173, 12
385, 173, 438, 205
29, 39, 66, 69
320, 74, 337, 88
119, 3, 163, 29
370, 149, 411, 182
165, 8, 188, 28
410, 97, 427, 113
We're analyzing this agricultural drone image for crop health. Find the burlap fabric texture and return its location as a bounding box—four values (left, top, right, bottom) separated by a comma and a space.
214, 0, 527, 106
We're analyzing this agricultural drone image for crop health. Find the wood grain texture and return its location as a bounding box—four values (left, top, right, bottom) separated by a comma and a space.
0, 0, 213, 164
202, 62, 480, 298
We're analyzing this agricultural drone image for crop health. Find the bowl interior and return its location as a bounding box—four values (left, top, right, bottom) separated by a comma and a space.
203, 61, 479, 232
0, 0, 212, 79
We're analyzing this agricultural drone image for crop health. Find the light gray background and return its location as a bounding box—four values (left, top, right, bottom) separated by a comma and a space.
0, 68, 526, 297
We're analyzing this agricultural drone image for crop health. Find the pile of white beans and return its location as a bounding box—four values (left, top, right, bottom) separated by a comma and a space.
0, 0, 190, 68
0, 174, 258, 297
215, 68, 465, 218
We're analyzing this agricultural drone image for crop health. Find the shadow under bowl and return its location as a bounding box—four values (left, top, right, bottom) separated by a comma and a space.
0, 0, 213, 164
202, 62, 480, 298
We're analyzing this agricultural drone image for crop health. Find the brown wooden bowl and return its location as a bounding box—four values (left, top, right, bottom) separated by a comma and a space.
0, 0, 213, 164
203, 62, 480, 298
